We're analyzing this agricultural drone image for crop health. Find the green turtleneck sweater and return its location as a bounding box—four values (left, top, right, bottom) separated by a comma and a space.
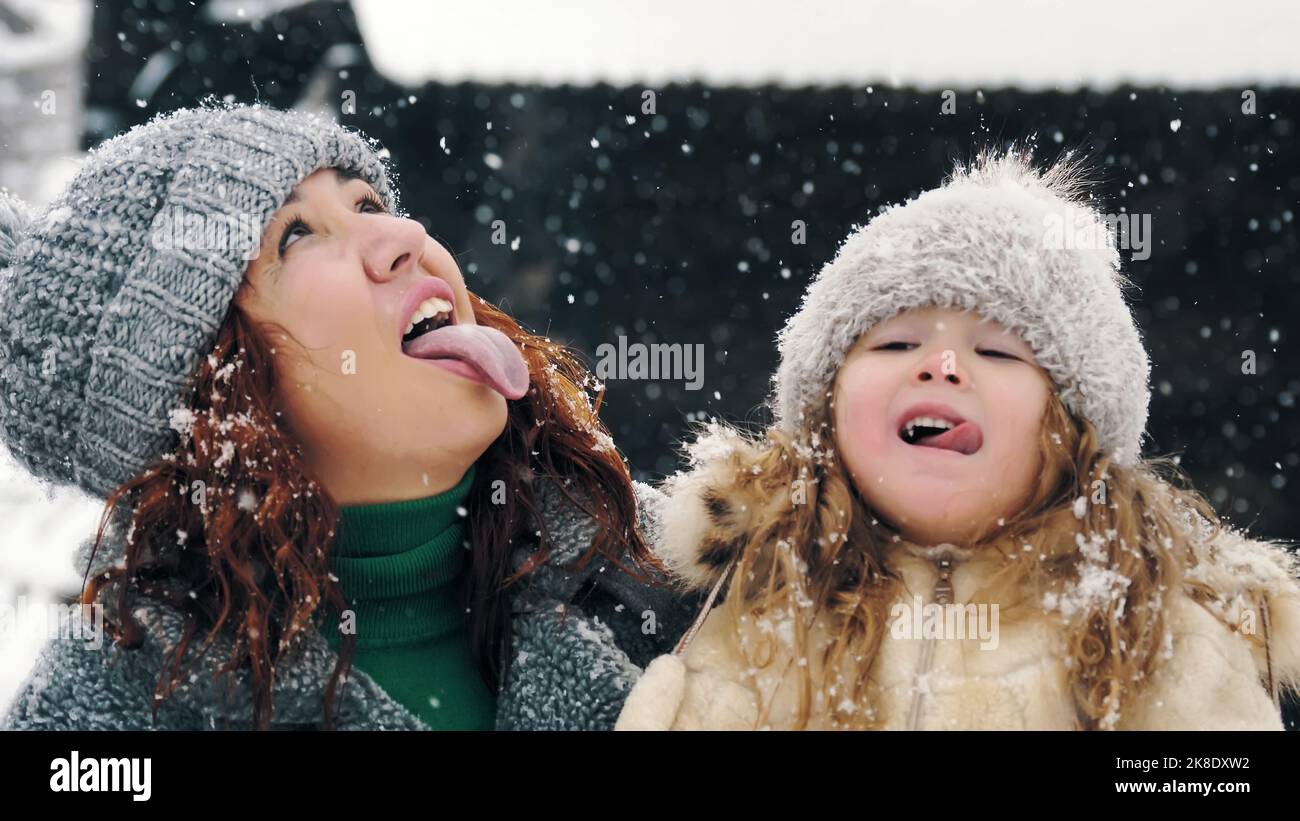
320, 465, 495, 730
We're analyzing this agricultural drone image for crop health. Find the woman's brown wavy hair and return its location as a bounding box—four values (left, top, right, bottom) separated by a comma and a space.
80, 287, 655, 729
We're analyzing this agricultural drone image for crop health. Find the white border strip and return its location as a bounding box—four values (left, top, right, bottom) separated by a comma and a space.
354, 0, 1300, 90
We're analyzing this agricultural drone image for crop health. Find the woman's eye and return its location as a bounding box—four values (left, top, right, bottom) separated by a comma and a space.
277, 194, 383, 256
279, 218, 310, 255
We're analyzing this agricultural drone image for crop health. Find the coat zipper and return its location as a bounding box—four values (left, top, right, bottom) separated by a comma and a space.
905, 551, 954, 730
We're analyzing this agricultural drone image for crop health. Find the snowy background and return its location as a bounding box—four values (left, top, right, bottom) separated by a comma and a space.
2, 0, 1299, 719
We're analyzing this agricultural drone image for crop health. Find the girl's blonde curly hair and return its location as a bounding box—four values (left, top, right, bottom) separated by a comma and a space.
694, 382, 1246, 730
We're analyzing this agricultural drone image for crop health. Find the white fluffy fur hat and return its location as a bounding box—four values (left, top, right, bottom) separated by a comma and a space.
771, 147, 1151, 467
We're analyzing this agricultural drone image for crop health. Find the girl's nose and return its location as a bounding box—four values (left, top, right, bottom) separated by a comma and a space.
915, 346, 966, 385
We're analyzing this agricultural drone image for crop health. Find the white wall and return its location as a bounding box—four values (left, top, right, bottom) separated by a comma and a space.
355, 0, 1300, 89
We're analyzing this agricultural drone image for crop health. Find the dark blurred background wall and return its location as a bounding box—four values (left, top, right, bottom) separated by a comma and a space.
81, 0, 1298, 547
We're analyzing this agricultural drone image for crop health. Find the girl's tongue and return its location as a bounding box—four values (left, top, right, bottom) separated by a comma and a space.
401, 324, 530, 399
912, 421, 983, 455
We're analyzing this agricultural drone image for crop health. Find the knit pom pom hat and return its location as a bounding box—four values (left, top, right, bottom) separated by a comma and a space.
0, 102, 399, 500
771, 147, 1151, 467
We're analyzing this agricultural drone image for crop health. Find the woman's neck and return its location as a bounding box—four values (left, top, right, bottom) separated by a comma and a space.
315, 454, 480, 506
319, 464, 477, 649
332, 464, 476, 556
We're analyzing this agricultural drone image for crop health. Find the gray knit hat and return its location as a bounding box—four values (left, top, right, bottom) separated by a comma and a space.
0, 102, 400, 500
772, 148, 1151, 467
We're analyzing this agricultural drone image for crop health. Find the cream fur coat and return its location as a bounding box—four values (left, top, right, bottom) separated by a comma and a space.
617, 431, 1300, 731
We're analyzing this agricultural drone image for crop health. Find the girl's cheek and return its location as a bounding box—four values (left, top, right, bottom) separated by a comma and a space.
835, 379, 889, 454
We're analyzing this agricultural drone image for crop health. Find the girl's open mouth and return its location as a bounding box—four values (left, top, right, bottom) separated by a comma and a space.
894, 407, 982, 459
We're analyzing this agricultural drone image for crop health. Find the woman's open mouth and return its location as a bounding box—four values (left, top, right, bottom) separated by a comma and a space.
401, 298, 454, 343
398, 275, 459, 347
396, 276, 530, 400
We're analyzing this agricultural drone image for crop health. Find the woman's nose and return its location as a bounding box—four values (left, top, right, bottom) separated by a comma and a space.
361, 216, 426, 282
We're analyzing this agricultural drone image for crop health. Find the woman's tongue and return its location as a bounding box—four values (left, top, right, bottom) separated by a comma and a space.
401, 324, 530, 399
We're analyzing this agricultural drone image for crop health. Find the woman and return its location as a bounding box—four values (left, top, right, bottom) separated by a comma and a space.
0, 102, 696, 730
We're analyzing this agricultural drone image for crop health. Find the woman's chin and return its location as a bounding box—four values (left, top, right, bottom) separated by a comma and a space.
456, 387, 510, 440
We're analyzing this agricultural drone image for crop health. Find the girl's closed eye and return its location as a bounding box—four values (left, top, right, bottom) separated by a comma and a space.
978, 348, 1020, 361
277, 192, 389, 256
872, 340, 1019, 361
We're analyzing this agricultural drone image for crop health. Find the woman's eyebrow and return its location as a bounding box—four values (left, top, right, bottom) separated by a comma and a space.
334, 167, 367, 184
281, 168, 367, 206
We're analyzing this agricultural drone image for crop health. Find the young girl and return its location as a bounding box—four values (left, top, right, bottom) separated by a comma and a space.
616, 148, 1300, 730
0, 102, 695, 731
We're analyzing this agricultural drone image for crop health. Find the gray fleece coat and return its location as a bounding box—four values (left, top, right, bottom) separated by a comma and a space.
0, 479, 699, 731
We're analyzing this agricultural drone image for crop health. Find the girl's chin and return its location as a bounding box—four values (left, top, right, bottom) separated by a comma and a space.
894, 520, 983, 547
